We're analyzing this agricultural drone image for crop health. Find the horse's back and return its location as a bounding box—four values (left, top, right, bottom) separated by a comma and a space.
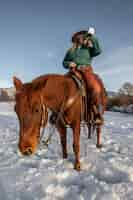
32, 73, 78, 96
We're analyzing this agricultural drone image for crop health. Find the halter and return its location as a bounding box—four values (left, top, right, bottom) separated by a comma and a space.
39, 96, 60, 147
39, 96, 48, 143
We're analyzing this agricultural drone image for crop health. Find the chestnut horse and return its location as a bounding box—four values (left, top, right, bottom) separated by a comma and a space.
13, 73, 106, 170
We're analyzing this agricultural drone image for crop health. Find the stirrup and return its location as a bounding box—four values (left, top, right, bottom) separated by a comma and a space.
94, 115, 104, 125
81, 121, 87, 126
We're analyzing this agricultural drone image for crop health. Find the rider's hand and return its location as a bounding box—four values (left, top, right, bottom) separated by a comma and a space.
69, 62, 77, 73
69, 62, 77, 68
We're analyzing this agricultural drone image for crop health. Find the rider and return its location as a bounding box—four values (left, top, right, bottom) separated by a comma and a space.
63, 27, 103, 124
63, 27, 101, 70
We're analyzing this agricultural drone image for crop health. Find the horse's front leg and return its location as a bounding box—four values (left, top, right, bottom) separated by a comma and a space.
72, 121, 81, 171
96, 125, 102, 148
57, 124, 67, 159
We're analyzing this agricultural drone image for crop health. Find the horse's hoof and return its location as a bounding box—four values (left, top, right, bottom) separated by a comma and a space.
96, 144, 102, 149
63, 153, 68, 159
88, 136, 91, 139
74, 163, 81, 171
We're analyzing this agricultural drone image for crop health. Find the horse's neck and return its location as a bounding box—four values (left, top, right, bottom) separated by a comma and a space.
43, 75, 79, 112
41, 77, 67, 111
33, 74, 78, 112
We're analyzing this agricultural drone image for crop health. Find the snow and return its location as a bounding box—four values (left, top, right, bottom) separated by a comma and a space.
0, 103, 133, 200
126, 104, 133, 113
110, 104, 133, 114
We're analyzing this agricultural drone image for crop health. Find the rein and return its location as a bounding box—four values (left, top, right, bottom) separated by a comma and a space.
39, 96, 50, 146
39, 103, 47, 143
39, 96, 67, 148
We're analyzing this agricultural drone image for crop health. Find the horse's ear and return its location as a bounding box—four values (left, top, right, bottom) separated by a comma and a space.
13, 76, 23, 90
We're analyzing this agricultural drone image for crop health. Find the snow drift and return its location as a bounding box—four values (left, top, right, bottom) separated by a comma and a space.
0, 103, 133, 200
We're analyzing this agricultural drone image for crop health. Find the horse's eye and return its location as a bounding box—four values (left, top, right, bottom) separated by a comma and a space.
35, 109, 39, 113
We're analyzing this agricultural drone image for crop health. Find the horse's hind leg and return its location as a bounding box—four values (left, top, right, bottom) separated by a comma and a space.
96, 125, 102, 149
88, 123, 96, 139
88, 123, 92, 139
57, 124, 67, 159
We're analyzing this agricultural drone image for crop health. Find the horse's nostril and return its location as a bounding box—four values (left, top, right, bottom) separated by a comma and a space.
24, 147, 33, 156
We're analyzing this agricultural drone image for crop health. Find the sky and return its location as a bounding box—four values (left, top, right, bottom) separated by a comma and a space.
0, 0, 133, 91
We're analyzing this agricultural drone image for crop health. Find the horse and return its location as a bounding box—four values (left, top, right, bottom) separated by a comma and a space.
13, 73, 106, 170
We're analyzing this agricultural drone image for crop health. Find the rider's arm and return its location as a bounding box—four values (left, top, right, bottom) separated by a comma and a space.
88, 35, 102, 57
63, 48, 76, 69
63, 49, 74, 69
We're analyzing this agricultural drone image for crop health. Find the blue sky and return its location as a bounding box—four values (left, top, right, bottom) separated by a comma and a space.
0, 0, 133, 91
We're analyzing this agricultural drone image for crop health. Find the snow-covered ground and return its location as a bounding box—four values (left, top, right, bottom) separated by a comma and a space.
0, 103, 133, 200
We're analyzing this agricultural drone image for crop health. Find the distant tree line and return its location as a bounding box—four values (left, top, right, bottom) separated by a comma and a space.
107, 82, 133, 110
0, 83, 133, 107
0, 89, 14, 102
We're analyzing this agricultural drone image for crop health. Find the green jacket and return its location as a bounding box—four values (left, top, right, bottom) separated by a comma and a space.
63, 35, 102, 69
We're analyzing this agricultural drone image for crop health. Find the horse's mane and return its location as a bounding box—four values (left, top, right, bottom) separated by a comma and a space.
32, 74, 50, 89
31, 74, 64, 91
20, 74, 49, 92
19, 73, 66, 95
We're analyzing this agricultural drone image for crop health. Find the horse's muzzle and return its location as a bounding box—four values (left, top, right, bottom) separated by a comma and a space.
23, 147, 33, 156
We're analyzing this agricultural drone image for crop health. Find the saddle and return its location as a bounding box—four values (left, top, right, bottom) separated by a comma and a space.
67, 69, 89, 122
67, 68, 104, 125
49, 70, 88, 127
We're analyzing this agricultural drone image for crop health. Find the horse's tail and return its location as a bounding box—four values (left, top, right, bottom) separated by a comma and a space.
93, 73, 107, 112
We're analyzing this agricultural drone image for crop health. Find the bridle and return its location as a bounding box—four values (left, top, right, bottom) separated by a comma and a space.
39, 96, 49, 144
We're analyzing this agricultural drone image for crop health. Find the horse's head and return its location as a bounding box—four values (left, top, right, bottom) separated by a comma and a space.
13, 76, 48, 156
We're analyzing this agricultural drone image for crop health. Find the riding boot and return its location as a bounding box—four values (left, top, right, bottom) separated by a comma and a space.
93, 104, 104, 125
